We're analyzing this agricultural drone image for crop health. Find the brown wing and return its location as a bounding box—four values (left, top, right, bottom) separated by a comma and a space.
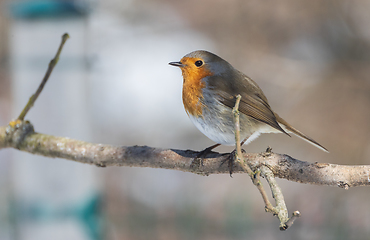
209, 70, 289, 136
218, 91, 290, 136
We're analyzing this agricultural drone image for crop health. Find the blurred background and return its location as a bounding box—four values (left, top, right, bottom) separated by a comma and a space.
0, 0, 370, 239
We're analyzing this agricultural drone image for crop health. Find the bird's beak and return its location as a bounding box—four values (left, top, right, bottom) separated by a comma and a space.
169, 61, 184, 68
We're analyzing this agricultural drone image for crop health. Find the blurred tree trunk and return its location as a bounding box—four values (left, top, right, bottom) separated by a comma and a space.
0, 0, 11, 122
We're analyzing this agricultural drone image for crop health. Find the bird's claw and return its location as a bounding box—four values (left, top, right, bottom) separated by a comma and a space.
220, 149, 246, 177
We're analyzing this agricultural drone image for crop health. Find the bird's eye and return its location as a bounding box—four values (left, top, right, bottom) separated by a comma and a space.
194, 60, 203, 67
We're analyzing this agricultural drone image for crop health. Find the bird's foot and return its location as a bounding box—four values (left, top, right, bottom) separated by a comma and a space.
220, 148, 246, 177
190, 144, 220, 169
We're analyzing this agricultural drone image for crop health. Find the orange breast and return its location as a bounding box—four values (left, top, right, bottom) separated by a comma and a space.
181, 61, 213, 117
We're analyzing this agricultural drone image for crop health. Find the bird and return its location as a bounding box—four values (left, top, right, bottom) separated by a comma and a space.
169, 50, 328, 171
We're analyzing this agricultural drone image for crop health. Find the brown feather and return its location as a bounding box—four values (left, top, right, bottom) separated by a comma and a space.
217, 91, 290, 136
210, 71, 290, 136
274, 113, 329, 152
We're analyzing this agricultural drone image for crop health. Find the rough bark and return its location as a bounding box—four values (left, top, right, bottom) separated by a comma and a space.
1, 123, 369, 188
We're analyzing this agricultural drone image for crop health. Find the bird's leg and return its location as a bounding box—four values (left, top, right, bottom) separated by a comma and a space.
221, 138, 248, 177
190, 143, 221, 169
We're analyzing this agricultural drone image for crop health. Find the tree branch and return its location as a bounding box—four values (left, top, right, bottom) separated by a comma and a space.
1, 123, 369, 188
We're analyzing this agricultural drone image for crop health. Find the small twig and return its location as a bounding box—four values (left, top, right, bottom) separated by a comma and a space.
232, 95, 253, 176
232, 94, 300, 230
260, 165, 290, 230
232, 95, 277, 220
283, 211, 301, 230
17, 33, 70, 121
252, 170, 276, 213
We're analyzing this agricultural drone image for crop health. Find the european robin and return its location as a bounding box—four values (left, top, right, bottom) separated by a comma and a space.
169, 50, 327, 169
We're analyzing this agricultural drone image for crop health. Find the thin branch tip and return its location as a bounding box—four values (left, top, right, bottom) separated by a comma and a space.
280, 211, 301, 231
62, 33, 70, 40
17, 33, 70, 121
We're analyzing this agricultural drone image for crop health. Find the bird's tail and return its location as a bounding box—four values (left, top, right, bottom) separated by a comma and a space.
274, 113, 328, 153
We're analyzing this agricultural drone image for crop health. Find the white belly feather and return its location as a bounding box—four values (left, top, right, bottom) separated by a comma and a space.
188, 111, 279, 146
189, 114, 237, 146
